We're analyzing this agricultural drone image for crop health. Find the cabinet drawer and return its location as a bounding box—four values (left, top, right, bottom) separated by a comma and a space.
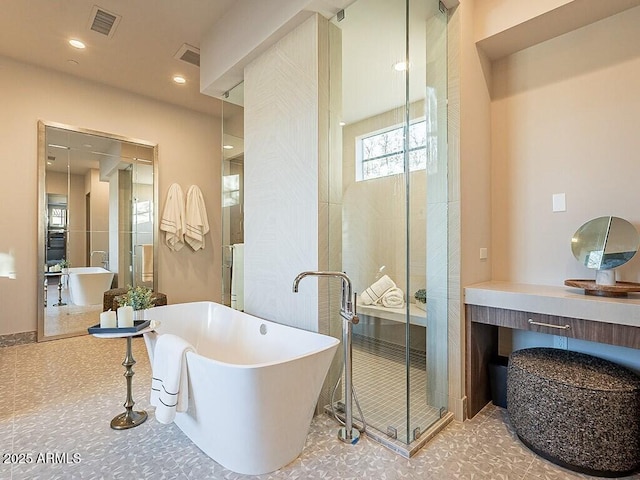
468, 305, 640, 349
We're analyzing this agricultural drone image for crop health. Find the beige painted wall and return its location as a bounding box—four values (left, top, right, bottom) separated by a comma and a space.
0, 55, 221, 337
445, 0, 494, 420
86, 169, 109, 266
45, 171, 86, 268
491, 6, 640, 286
474, 0, 572, 41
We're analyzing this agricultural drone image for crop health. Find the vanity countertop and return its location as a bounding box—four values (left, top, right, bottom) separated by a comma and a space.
465, 281, 640, 328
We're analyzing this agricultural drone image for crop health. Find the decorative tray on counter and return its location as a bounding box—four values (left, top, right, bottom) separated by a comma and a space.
88, 320, 151, 335
564, 279, 640, 297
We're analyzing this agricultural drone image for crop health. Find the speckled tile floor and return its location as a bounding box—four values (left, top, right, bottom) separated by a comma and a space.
0, 335, 638, 479
44, 281, 102, 337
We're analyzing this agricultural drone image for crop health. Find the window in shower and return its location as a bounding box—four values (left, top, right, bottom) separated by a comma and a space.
222, 174, 240, 207
356, 119, 427, 181
133, 200, 151, 225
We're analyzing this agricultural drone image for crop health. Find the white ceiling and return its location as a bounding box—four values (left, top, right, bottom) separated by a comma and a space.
0, 0, 441, 125
0, 0, 237, 115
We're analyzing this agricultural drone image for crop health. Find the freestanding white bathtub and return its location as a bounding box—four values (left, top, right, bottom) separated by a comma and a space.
67, 266, 114, 306
142, 301, 339, 475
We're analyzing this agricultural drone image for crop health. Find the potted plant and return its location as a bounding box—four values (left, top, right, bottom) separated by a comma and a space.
118, 285, 154, 320
414, 289, 426, 311
57, 259, 70, 274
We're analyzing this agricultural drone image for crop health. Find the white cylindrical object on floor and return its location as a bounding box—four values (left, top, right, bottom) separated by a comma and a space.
117, 305, 134, 328
100, 310, 117, 328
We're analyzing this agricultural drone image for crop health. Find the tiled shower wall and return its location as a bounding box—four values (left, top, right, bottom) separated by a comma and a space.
243, 13, 338, 410
243, 14, 330, 334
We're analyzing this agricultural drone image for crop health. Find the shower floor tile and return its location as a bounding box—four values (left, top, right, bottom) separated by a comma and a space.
349, 335, 441, 443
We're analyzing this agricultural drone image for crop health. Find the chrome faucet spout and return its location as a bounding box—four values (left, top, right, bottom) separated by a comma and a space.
292, 271, 355, 319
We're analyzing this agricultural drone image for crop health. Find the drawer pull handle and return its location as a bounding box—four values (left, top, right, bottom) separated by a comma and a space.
528, 319, 570, 330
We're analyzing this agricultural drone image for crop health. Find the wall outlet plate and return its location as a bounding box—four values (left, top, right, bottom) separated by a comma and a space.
552, 193, 566, 212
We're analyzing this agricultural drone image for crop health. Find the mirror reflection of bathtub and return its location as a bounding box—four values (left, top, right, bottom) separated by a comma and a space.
67, 267, 115, 306
37, 121, 158, 341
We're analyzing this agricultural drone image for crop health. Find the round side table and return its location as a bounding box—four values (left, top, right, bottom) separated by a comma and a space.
92, 321, 159, 429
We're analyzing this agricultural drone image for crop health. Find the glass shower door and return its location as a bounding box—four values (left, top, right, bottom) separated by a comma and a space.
329, 0, 448, 451
221, 82, 245, 309
407, 0, 449, 445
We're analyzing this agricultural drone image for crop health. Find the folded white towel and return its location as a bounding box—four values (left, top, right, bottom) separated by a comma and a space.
150, 333, 195, 424
160, 183, 185, 252
361, 275, 396, 305
185, 185, 210, 251
382, 287, 405, 308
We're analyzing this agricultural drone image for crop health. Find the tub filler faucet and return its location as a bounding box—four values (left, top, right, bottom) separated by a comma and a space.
292, 271, 360, 445
91, 250, 109, 270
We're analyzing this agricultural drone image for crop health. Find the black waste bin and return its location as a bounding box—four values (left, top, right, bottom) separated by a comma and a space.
489, 355, 509, 408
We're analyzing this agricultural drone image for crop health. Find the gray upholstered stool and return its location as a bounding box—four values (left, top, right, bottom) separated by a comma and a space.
103, 288, 128, 312
507, 348, 640, 477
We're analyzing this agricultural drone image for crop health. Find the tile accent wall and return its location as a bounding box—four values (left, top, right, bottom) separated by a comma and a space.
244, 14, 329, 336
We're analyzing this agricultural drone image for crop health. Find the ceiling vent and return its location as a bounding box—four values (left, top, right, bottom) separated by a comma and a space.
88, 5, 121, 38
174, 44, 200, 67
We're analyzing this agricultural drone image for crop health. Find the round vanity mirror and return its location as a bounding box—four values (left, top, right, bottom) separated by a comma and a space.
566, 216, 640, 296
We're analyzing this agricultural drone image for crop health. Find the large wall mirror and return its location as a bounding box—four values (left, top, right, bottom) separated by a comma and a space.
37, 121, 158, 341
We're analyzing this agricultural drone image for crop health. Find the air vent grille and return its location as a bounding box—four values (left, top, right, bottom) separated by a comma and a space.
88, 6, 121, 38
174, 44, 200, 67
180, 49, 200, 67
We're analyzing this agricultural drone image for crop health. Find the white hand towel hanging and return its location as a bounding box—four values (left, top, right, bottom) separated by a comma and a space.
231, 243, 244, 311
160, 183, 186, 251
150, 333, 195, 424
141, 244, 153, 282
185, 185, 210, 251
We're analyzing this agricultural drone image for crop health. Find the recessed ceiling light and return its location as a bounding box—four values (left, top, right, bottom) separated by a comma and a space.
339, 121, 346, 126
69, 39, 86, 49
223, 145, 234, 150
173, 75, 186, 84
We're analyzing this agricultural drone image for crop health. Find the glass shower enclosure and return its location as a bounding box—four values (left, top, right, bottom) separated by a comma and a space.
328, 0, 449, 453
221, 82, 245, 309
